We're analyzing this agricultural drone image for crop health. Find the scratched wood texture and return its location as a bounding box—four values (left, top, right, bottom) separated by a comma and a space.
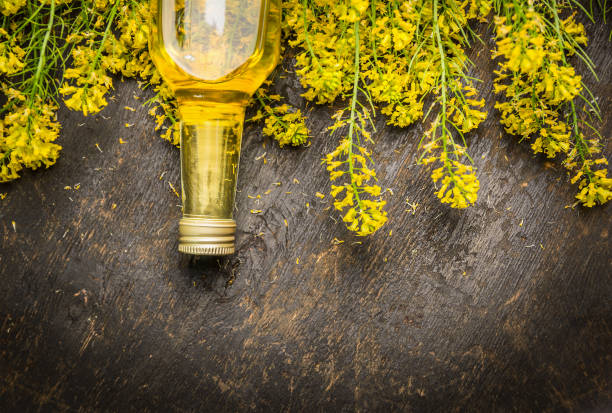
1, 12, 611, 413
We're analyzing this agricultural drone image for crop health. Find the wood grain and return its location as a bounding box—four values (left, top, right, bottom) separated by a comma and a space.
1, 14, 611, 413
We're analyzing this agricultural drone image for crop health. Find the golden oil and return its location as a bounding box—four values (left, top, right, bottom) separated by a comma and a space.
149, 0, 280, 255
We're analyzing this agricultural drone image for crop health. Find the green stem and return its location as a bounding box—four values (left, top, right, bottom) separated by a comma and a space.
432, 0, 454, 179
28, 0, 55, 107
347, 20, 364, 211
368, 0, 380, 76
548, 0, 593, 177
302, 0, 321, 70
11, 2, 46, 38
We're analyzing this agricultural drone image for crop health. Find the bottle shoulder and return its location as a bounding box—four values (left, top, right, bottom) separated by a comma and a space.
149, 0, 280, 98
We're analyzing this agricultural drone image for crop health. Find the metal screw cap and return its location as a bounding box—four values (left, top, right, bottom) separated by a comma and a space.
178, 218, 235, 255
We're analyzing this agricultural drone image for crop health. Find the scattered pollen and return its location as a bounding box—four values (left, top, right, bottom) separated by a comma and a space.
168, 182, 180, 198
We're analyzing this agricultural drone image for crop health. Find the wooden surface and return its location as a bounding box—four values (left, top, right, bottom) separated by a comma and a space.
1, 16, 611, 413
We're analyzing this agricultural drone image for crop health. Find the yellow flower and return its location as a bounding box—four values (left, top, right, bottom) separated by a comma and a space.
0, 0, 25, 15
0, 39, 25, 75
1, 99, 61, 182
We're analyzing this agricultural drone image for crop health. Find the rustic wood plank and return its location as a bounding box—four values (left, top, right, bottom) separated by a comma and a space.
1, 14, 611, 413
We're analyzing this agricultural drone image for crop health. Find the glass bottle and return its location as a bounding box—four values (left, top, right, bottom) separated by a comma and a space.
149, 0, 280, 255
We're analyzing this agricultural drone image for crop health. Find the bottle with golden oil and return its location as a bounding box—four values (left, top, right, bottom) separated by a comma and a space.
149, 0, 280, 255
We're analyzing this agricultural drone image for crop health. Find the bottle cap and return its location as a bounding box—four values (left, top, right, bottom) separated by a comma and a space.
178, 218, 236, 255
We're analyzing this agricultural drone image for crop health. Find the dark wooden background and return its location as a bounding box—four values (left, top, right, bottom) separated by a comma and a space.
1, 12, 611, 413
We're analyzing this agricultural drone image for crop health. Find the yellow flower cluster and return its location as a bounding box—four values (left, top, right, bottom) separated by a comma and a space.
407, 0, 488, 208
281, 0, 492, 232
0, 0, 24, 16
569, 141, 612, 207
0, 0, 182, 182
493, 0, 611, 206
284, 1, 348, 104
60, 46, 114, 115
324, 132, 388, 236
59, 0, 180, 144
367, 0, 489, 129
0, 30, 24, 75
118, 1, 180, 145
0, 0, 66, 182
147, 78, 180, 145
421, 120, 480, 209
255, 105, 309, 147
0, 93, 61, 182
263, 108, 309, 147
284, 0, 388, 234
250, 89, 310, 147
493, 9, 584, 141
60, 0, 140, 115
117, 2, 149, 50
